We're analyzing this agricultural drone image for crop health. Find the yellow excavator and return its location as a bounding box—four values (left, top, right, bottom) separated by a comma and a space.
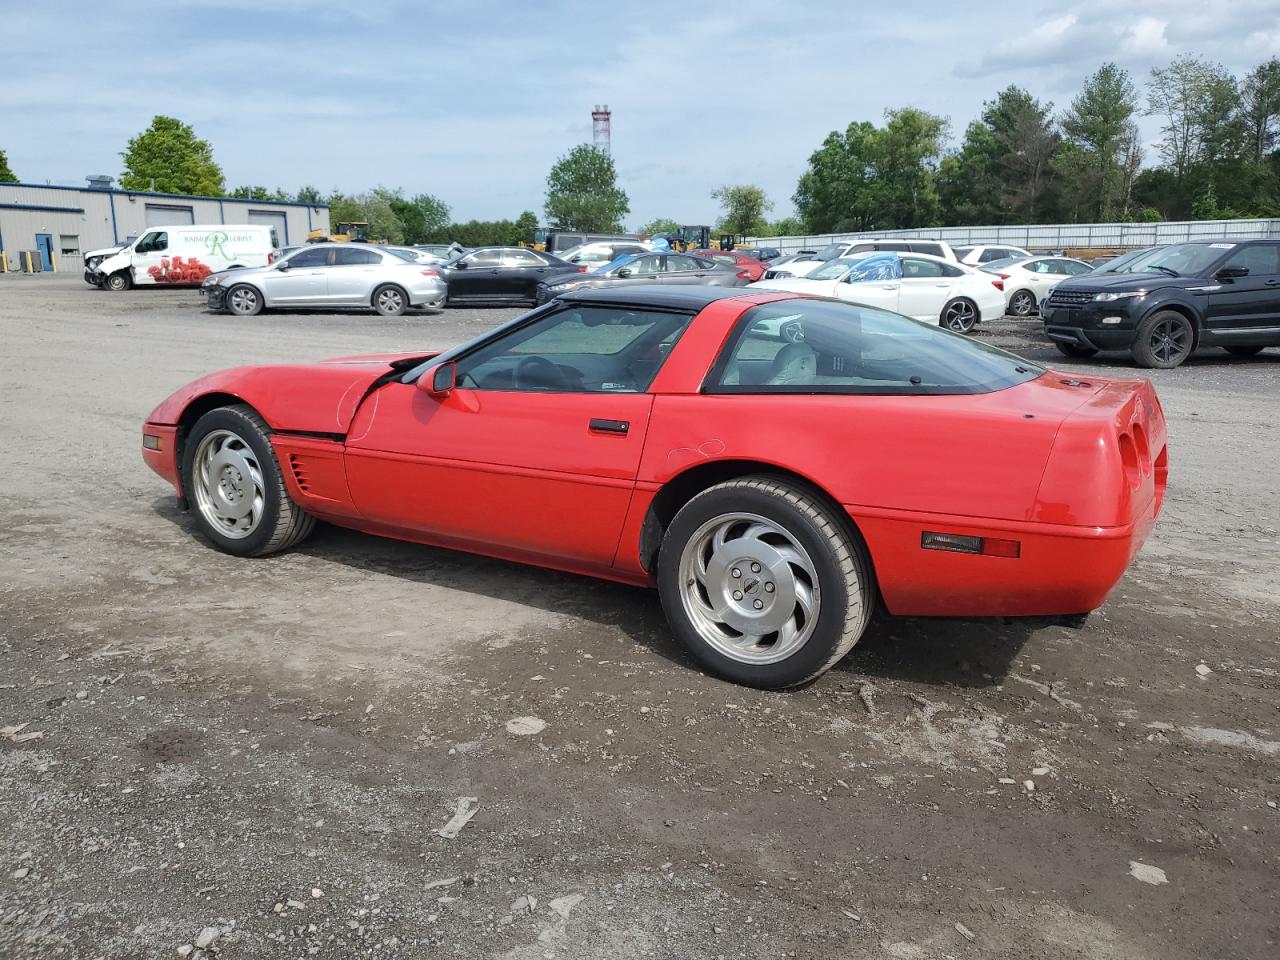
651, 225, 713, 253
306, 221, 378, 244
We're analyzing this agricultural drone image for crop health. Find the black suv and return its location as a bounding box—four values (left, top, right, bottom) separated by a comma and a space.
1040, 239, 1280, 368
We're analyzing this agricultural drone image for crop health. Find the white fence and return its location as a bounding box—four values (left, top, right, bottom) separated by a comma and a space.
747, 218, 1280, 255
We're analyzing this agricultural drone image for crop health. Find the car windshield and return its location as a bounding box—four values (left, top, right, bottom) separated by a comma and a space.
1092, 248, 1149, 272
595, 255, 639, 274
1113, 243, 1229, 276
807, 257, 863, 281
842, 252, 901, 282
980, 256, 1031, 272
714, 299, 1043, 396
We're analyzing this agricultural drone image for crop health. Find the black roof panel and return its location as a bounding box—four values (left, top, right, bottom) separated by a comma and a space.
556, 284, 756, 311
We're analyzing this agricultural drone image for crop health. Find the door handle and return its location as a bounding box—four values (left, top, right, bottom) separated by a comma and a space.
934, 282, 949, 287
589, 418, 629, 435
1267, 279, 1280, 287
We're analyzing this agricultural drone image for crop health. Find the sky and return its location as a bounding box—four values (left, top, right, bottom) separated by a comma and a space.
4, 1, 1278, 229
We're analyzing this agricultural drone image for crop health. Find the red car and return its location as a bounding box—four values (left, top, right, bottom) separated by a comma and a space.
691, 249, 767, 282
142, 288, 1167, 689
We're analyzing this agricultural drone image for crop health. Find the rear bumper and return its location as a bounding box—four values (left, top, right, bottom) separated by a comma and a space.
850, 500, 1159, 617
142, 423, 182, 499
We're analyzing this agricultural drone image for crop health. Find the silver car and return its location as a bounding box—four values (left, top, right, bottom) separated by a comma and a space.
202, 244, 447, 317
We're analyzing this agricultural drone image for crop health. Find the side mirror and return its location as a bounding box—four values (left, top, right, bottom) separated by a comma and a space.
1216, 266, 1248, 281
276, 260, 290, 271
418, 360, 457, 396
616, 268, 632, 278
453, 259, 469, 270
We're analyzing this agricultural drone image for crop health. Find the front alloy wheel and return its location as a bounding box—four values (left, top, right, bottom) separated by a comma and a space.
1133, 310, 1193, 369
191, 429, 265, 540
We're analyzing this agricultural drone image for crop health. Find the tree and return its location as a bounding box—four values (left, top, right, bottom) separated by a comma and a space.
638, 217, 681, 235
120, 116, 224, 195
711, 185, 772, 236
767, 216, 804, 236
514, 211, 539, 245
984, 86, 1060, 221
0, 148, 15, 182
1059, 64, 1139, 220
544, 144, 629, 232
1241, 58, 1280, 164
295, 185, 324, 204
230, 185, 289, 201
938, 121, 1005, 225
374, 187, 451, 244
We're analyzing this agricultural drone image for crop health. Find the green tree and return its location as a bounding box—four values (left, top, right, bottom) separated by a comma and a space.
514, 210, 539, 245
638, 217, 681, 235
711, 184, 773, 236
938, 121, 1004, 225
1059, 63, 1139, 220
984, 86, 1060, 221
0, 148, 15, 182
767, 216, 804, 236
295, 185, 324, 204
230, 185, 289, 201
374, 187, 450, 244
544, 144, 629, 232
794, 121, 879, 232
120, 116, 224, 195
1241, 58, 1280, 164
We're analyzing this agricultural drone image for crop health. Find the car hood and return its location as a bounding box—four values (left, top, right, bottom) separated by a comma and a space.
145, 352, 438, 434
1061, 271, 1195, 291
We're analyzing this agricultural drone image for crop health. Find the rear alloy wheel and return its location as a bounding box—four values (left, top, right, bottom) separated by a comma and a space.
373, 285, 407, 317
226, 284, 263, 316
1055, 342, 1098, 359
1225, 345, 1264, 357
658, 477, 873, 689
183, 405, 314, 557
105, 271, 132, 292
1132, 310, 1194, 369
1009, 289, 1036, 317
941, 298, 978, 333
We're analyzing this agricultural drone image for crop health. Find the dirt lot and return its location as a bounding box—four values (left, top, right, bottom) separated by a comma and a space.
1, 274, 1277, 960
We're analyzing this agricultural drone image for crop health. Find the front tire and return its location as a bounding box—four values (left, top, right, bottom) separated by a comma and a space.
1132, 310, 1194, 369
1055, 342, 1098, 359
941, 298, 978, 333
182, 405, 314, 557
373, 284, 408, 316
1009, 289, 1036, 317
105, 271, 132, 291
226, 284, 263, 316
657, 477, 873, 689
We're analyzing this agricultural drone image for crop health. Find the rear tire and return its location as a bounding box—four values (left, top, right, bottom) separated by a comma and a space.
657, 476, 873, 689
182, 405, 314, 558
1009, 289, 1036, 317
226, 284, 263, 316
1055, 342, 1098, 359
373, 284, 408, 317
1225, 345, 1264, 357
940, 297, 978, 333
1132, 310, 1194, 369
105, 271, 132, 291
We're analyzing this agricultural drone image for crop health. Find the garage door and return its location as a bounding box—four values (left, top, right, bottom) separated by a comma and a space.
145, 203, 195, 226
247, 209, 288, 245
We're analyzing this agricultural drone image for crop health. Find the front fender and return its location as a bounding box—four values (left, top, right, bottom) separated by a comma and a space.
96, 251, 131, 276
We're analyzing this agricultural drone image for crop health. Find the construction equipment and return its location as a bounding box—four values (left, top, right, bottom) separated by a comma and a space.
651, 225, 711, 253
306, 221, 374, 244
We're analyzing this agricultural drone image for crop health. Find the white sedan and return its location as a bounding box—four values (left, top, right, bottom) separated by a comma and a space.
982, 255, 1095, 317
750, 252, 1006, 332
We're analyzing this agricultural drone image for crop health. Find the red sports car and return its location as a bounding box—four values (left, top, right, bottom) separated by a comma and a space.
691, 249, 767, 282
143, 287, 1167, 688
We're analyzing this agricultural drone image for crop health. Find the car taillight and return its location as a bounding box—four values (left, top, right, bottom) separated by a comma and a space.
267, 252, 274, 264
737, 270, 752, 279
577, 265, 588, 272
420, 269, 439, 277
992, 279, 1004, 291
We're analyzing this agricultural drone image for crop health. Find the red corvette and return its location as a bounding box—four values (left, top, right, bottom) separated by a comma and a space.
143, 287, 1167, 688
690, 249, 767, 282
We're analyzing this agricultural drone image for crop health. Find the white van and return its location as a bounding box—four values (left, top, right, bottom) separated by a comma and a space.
93, 224, 280, 290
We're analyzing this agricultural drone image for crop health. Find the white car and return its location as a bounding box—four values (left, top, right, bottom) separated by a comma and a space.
762, 238, 957, 280
557, 239, 652, 266
387, 246, 447, 264
982, 255, 1095, 317
952, 244, 1031, 266
751, 252, 1005, 332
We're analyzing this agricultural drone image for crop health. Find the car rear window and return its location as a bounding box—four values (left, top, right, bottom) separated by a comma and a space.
708, 299, 1042, 396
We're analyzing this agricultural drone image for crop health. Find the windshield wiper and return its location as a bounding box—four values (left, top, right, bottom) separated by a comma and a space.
1148, 264, 1179, 278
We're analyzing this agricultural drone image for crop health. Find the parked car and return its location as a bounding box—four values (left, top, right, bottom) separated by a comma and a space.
1041, 239, 1280, 368
94, 224, 280, 291
544, 231, 646, 255
763, 238, 958, 279
387, 245, 446, 264
536, 252, 745, 304
763, 252, 818, 275
425, 246, 584, 305
415, 243, 468, 260
734, 246, 783, 262
953, 244, 1031, 266
690, 249, 767, 282
752, 252, 1005, 332
142, 286, 1166, 689
201, 244, 445, 317
557, 240, 651, 267
82, 238, 137, 284
981, 255, 1094, 317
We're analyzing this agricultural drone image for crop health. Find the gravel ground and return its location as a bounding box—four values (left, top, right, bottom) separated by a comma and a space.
1, 274, 1277, 960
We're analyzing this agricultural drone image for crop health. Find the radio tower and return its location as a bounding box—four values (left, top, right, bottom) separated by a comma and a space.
592, 104, 612, 156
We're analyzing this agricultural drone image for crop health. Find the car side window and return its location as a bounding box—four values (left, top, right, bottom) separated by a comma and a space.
910, 243, 944, 257
1222, 243, 1280, 276
878, 242, 911, 252
454, 306, 695, 393
1027, 259, 1054, 274
334, 247, 381, 265
630, 255, 664, 276
289, 247, 331, 267
666, 255, 700, 272
901, 257, 945, 278
463, 249, 502, 267
978, 249, 1004, 262
501, 248, 543, 267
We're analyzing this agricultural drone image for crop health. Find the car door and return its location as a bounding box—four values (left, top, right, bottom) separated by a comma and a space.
1019, 258, 1061, 297
895, 256, 952, 320
498, 247, 556, 300
835, 264, 903, 311
130, 230, 169, 285
326, 246, 385, 304
661, 254, 708, 285
259, 245, 330, 305
343, 303, 696, 569
1205, 242, 1280, 335
618, 254, 665, 286
448, 248, 502, 299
